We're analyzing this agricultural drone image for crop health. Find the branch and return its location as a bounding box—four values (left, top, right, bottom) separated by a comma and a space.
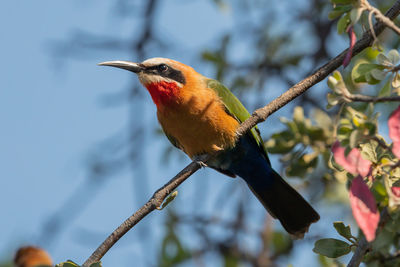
82, 1, 400, 266
347, 208, 390, 267
347, 94, 400, 102
343, 91, 400, 102
362, 0, 400, 36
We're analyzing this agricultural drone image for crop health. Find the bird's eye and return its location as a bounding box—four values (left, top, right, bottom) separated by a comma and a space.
158, 64, 168, 72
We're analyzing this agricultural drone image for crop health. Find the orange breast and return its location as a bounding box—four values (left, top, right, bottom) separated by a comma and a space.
157, 82, 239, 158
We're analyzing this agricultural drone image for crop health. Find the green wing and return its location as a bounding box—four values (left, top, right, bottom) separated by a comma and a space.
206, 79, 270, 164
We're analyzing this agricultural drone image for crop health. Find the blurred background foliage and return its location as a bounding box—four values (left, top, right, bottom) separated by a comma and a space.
2, 0, 400, 266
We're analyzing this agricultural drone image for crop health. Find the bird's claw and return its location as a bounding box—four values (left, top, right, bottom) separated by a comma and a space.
192, 154, 208, 168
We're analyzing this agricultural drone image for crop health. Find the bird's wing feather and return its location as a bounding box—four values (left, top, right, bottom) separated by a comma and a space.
206, 79, 270, 165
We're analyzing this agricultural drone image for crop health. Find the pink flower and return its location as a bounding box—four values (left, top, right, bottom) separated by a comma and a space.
349, 176, 380, 242
388, 105, 400, 158
332, 141, 372, 177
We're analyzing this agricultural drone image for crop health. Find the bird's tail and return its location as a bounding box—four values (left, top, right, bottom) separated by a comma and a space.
242, 168, 320, 237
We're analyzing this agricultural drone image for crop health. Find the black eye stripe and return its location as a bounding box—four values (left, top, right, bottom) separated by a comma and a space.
144, 64, 186, 85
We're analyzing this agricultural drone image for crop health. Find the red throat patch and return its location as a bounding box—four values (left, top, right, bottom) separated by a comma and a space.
145, 81, 180, 108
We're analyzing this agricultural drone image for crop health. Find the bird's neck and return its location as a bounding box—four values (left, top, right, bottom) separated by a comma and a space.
145, 81, 181, 109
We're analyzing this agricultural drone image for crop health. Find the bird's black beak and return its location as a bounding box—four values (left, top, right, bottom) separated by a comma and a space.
98, 60, 144, 73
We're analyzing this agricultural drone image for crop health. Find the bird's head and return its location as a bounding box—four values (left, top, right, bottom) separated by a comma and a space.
99, 58, 197, 108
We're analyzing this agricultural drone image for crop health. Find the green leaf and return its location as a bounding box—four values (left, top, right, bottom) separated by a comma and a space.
285, 153, 318, 177
312, 109, 333, 130
352, 63, 383, 83
350, 8, 363, 25
55, 261, 80, 267
387, 49, 400, 65
157, 191, 178, 210
265, 135, 296, 154
327, 93, 340, 108
328, 5, 353, 20
370, 69, 386, 81
89, 263, 102, 267
378, 79, 392, 97
333, 222, 354, 242
392, 73, 400, 89
365, 73, 382, 84
293, 106, 304, 123
338, 125, 353, 135
271, 231, 293, 255
337, 13, 350, 34
313, 238, 351, 258
372, 181, 388, 204
359, 140, 378, 163
327, 76, 339, 90
331, 0, 353, 4
349, 129, 363, 148
377, 53, 393, 66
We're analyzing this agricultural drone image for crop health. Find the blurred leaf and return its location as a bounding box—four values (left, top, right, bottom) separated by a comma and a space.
328, 71, 347, 94
352, 62, 384, 84
223, 254, 239, 267
312, 109, 333, 130
350, 7, 363, 25
266, 131, 296, 153
388, 105, 400, 158
338, 125, 353, 136
371, 228, 394, 251
327, 93, 341, 108
271, 232, 293, 255
313, 238, 351, 258
159, 211, 191, 267
55, 261, 80, 267
308, 127, 325, 141
377, 53, 393, 66
392, 73, 400, 89
89, 263, 102, 267
359, 140, 378, 163
293, 106, 304, 123
332, 141, 371, 177
349, 129, 363, 148
350, 176, 380, 242
370, 69, 387, 81
378, 79, 392, 97
331, 0, 353, 4
387, 49, 400, 65
337, 13, 350, 34
372, 181, 388, 205
328, 5, 352, 20
286, 153, 318, 178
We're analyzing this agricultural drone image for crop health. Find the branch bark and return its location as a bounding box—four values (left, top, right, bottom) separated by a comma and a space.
347, 208, 390, 267
344, 93, 400, 102
82, 1, 400, 266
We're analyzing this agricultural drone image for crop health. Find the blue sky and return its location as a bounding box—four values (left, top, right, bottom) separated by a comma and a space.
0, 1, 239, 266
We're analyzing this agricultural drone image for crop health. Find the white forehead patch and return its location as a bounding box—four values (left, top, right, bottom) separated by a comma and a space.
141, 57, 175, 67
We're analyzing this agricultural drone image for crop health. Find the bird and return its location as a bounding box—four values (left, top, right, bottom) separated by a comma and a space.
99, 57, 320, 237
14, 246, 53, 267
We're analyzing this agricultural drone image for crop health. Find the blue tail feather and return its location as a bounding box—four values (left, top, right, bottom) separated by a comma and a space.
211, 135, 320, 236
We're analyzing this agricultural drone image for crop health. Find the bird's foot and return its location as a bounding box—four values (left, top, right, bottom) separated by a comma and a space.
192, 154, 209, 168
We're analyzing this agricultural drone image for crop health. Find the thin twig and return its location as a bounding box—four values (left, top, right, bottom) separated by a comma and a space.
344, 93, 400, 102
362, 0, 400, 36
339, 73, 400, 102
82, 1, 400, 266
